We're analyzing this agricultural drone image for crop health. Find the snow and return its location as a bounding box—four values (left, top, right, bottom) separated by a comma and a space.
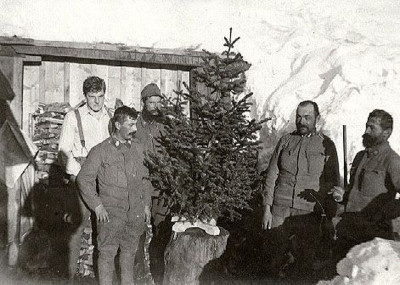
1, 0, 400, 283
1, 0, 400, 180
318, 238, 400, 285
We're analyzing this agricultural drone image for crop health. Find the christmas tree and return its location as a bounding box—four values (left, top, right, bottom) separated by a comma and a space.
145, 29, 267, 223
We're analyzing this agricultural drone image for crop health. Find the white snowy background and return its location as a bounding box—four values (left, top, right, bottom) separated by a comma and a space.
2, 0, 400, 184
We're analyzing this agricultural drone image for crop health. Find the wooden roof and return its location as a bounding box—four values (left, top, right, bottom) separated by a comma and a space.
0, 36, 205, 69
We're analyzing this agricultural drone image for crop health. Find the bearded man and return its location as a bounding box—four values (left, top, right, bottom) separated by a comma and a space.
331, 109, 400, 258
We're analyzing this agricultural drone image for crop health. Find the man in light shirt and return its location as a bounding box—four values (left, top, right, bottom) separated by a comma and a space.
58, 76, 112, 278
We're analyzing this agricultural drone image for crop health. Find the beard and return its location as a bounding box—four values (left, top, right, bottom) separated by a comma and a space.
143, 108, 163, 122
362, 133, 384, 148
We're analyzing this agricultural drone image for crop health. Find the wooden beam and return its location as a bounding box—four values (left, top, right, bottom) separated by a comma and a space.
0, 46, 19, 57
0, 36, 34, 46
9, 57, 23, 127
22, 55, 42, 64
39, 62, 46, 104
0, 36, 205, 57
10, 45, 203, 68
64, 62, 70, 103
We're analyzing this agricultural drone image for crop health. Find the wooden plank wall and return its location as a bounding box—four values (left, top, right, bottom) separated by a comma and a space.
23, 61, 190, 135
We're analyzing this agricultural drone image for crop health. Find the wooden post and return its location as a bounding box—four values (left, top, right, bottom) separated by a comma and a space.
7, 178, 21, 266
163, 227, 229, 285
343, 125, 348, 188
0, 55, 23, 127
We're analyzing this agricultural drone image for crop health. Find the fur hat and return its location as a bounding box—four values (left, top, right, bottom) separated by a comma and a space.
141, 83, 161, 100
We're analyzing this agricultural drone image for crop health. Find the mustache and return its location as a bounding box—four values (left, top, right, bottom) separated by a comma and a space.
362, 133, 375, 147
297, 124, 309, 128
362, 133, 373, 140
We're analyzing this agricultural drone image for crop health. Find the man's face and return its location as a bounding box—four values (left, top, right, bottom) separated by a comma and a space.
144, 96, 162, 115
362, 117, 386, 148
117, 116, 137, 141
85, 91, 105, 112
296, 104, 318, 135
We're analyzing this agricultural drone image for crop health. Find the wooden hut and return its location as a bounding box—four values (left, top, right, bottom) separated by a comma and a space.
0, 36, 205, 267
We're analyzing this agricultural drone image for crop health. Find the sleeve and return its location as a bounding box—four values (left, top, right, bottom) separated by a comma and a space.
261, 136, 286, 206
388, 154, 400, 193
321, 137, 340, 194
58, 111, 81, 176
139, 149, 153, 208
76, 146, 103, 210
375, 154, 400, 220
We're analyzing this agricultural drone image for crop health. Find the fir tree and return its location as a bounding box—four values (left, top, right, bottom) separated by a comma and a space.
145, 29, 267, 223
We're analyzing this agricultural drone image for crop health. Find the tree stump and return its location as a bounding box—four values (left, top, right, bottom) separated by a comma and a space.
163, 227, 229, 285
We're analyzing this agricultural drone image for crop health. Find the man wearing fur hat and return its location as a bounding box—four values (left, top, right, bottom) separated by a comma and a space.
136, 83, 169, 279
136, 83, 167, 226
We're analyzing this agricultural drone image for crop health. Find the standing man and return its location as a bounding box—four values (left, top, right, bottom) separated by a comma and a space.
58, 76, 111, 278
136, 84, 167, 227
330, 109, 400, 257
261, 100, 340, 275
77, 106, 152, 285
136, 83, 168, 279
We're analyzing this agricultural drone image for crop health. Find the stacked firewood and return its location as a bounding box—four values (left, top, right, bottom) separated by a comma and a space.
32, 102, 72, 185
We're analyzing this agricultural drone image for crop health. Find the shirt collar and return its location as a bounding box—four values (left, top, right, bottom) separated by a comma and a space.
293, 130, 319, 138
82, 103, 108, 117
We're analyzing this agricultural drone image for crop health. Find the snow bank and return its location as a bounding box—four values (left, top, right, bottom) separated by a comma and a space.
318, 238, 400, 285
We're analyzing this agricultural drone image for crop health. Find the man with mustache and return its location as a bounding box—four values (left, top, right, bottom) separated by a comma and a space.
77, 106, 152, 285
135, 83, 168, 280
261, 100, 340, 276
136, 83, 166, 224
330, 109, 400, 258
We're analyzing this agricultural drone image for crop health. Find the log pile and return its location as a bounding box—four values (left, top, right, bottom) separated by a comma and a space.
31, 102, 72, 185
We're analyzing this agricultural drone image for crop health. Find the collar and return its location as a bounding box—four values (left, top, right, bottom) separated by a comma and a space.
82, 103, 108, 117
110, 135, 131, 150
293, 130, 322, 138
365, 141, 390, 157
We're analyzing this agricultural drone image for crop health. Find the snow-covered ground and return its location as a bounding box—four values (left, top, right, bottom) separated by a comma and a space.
318, 238, 400, 285
1, 0, 400, 182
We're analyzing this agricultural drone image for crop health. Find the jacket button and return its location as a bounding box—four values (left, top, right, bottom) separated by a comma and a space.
140, 195, 143, 199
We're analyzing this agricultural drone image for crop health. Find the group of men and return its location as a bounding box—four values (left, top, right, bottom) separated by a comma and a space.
261, 101, 400, 276
57, 75, 400, 284
58, 76, 165, 285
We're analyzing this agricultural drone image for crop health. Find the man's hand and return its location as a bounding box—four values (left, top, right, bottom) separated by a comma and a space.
95, 204, 109, 224
328, 186, 345, 203
262, 205, 273, 230
144, 205, 151, 224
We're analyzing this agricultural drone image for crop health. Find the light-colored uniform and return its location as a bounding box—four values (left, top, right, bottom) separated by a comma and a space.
58, 103, 111, 277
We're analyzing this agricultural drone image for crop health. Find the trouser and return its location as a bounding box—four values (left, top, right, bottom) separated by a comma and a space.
334, 212, 394, 260
266, 205, 333, 275
66, 183, 92, 278
97, 213, 142, 285
149, 196, 171, 281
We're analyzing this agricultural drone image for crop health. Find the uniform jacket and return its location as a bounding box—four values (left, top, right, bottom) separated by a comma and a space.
263, 132, 340, 212
135, 112, 164, 153
135, 112, 165, 197
345, 141, 400, 218
76, 136, 152, 221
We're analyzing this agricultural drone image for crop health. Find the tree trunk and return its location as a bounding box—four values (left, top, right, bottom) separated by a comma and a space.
163, 227, 229, 285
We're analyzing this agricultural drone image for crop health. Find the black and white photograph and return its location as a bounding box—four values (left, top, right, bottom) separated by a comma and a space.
0, 1, 400, 284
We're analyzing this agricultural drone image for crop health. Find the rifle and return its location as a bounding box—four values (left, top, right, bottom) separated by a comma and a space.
343, 125, 348, 189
